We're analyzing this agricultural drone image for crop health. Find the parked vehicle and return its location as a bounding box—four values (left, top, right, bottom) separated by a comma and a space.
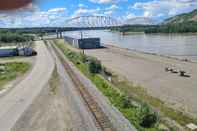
18, 47, 37, 56
0, 46, 18, 57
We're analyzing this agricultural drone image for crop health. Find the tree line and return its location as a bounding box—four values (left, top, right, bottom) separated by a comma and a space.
111, 25, 158, 33
0, 30, 34, 43
111, 22, 197, 34
145, 22, 197, 33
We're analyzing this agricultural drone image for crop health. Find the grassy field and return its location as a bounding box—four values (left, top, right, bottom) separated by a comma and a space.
54, 40, 174, 131
0, 62, 30, 89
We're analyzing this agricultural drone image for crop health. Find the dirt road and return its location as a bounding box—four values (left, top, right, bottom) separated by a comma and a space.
12, 42, 100, 131
85, 45, 197, 117
0, 41, 55, 131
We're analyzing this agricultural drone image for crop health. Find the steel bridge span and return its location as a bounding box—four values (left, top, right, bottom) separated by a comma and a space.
2, 16, 124, 38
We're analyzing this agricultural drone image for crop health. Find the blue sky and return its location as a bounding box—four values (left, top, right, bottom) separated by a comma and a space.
0, 0, 197, 27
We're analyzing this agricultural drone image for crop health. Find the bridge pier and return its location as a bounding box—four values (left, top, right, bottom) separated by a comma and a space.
60, 31, 63, 38
56, 29, 59, 39
56, 32, 59, 38
56, 30, 63, 39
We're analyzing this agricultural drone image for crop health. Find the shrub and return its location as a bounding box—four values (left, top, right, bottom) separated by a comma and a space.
140, 113, 158, 128
88, 58, 102, 74
138, 104, 158, 128
122, 96, 131, 108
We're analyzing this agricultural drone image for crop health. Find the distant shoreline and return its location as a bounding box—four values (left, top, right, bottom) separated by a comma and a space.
110, 30, 197, 35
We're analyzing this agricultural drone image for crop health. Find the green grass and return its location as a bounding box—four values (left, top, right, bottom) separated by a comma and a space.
111, 75, 197, 127
0, 56, 27, 60
90, 75, 161, 131
0, 62, 30, 89
55, 41, 166, 131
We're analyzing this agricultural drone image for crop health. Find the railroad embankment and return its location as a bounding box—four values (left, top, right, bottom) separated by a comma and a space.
54, 39, 197, 131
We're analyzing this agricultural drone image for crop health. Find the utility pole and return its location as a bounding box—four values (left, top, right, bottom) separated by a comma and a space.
80, 31, 83, 39
80, 31, 85, 54
56, 29, 59, 39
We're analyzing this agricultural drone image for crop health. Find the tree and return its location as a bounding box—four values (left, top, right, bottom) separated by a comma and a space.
0, 30, 34, 47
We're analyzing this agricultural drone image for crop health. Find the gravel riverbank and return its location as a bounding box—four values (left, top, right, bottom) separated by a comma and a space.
85, 45, 197, 118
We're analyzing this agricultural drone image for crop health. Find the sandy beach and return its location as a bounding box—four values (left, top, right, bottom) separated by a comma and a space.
84, 45, 197, 117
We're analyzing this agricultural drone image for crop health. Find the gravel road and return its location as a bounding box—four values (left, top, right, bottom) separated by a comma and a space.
0, 41, 55, 131
12, 41, 99, 131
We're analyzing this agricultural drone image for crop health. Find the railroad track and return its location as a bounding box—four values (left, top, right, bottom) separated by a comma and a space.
51, 43, 116, 131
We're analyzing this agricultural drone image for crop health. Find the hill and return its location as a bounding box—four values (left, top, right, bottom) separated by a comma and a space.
145, 9, 197, 33
163, 9, 197, 25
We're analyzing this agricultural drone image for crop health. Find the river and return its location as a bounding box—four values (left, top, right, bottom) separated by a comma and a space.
63, 30, 197, 60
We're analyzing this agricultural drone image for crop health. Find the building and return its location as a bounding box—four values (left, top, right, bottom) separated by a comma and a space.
18, 47, 37, 56
64, 36, 101, 49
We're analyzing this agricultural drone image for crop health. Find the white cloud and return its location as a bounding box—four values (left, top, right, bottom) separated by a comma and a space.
125, 13, 136, 19
130, 0, 197, 19
72, 4, 119, 17
72, 8, 101, 17
103, 4, 119, 16
0, 5, 67, 27
78, 3, 87, 8
106, 4, 119, 10
48, 8, 66, 13
89, 0, 126, 4
143, 11, 153, 17
104, 10, 113, 15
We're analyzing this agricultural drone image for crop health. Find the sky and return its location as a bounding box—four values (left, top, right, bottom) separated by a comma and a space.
0, 0, 197, 27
